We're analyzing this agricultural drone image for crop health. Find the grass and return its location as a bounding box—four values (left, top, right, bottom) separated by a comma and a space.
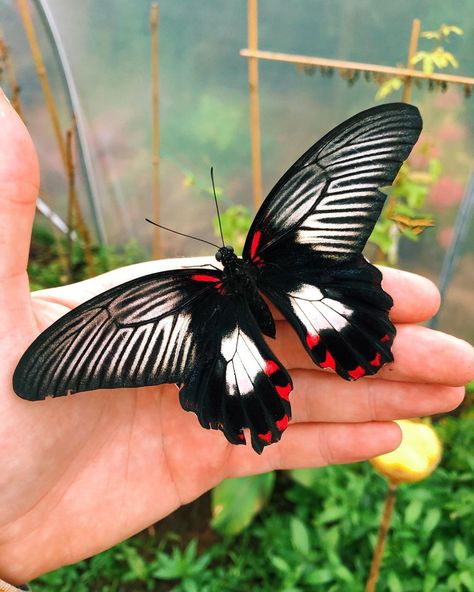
33, 410, 474, 592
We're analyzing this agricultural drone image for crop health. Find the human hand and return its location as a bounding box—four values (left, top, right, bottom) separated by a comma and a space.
0, 90, 472, 584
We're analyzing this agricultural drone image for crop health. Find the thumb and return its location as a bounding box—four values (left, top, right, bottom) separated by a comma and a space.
0, 88, 40, 282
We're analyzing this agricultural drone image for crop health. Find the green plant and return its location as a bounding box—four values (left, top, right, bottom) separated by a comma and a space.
369, 156, 441, 265
33, 411, 473, 591
212, 204, 252, 255
376, 23, 463, 100
28, 221, 146, 290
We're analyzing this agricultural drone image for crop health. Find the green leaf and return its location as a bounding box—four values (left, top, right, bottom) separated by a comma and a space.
122, 546, 148, 580
288, 467, 320, 489
423, 573, 438, 592
290, 517, 311, 555
459, 571, 474, 589
453, 539, 468, 564
402, 541, 420, 568
305, 568, 334, 585
428, 159, 442, 181
423, 508, 441, 535
270, 555, 290, 573
182, 580, 199, 592
405, 499, 424, 525
375, 77, 403, 100
317, 505, 347, 525
334, 564, 353, 583
427, 541, 445, 571
211, 472, 275, 535
387, 570, 404, 592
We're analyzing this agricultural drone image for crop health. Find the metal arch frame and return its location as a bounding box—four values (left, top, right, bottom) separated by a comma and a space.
32, 0, 107, 243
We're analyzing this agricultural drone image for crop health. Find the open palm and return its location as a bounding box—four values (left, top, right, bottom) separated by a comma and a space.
0, 91, 472, 585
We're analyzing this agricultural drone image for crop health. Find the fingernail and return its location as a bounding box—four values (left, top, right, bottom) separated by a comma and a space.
0, 87, 11, 103
0, 87, 12, 117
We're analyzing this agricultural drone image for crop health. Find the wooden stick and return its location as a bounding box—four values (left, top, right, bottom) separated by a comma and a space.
0, 37, 25, 119
66, 125, 96, 278
150, 3, 161, 259
402, 18, 421, 103
247, 0, 263, 208
240, 48, 474, 87
65, 128, 75, 281
17, 0, 67, 167
365, 481, 398, 592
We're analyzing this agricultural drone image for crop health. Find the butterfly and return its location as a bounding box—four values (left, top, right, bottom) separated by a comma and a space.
13, 103, 422, 454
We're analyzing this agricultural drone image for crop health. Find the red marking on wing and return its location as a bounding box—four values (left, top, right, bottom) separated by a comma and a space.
191, 274, 220, 283
381, 334, 391, 343
238, 433, 245, 441
370, 352, 382, 367
306, 333, 320, 348
320, 350, 336, 371
258, 431, 273, 443
265, 360, 279, 376
276, 384, 292, 400
249, 230, 262, 260
348, 365, 366, 379
276, 414, 289, 432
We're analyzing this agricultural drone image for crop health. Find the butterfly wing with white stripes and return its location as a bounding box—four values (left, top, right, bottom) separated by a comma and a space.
13, 269, 292, 453
243, 103, 422, 379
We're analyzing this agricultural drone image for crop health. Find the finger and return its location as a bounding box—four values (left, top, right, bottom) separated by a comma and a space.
35, 257, 439, 327
287, 371, 464, 423
380, 266, 440, 322
273, 321, 474, 386
227, 421, 402, 476
0, 89, 40, 281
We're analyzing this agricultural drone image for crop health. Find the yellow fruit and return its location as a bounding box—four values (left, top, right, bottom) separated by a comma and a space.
370, 420, 442, 483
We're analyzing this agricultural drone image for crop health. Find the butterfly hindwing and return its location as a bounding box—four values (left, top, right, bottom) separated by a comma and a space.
243, 103, 422, 379
179, 295, 292, 454
259, 257, 395, 380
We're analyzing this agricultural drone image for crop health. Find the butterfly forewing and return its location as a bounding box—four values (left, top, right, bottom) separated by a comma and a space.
243, 103, 422, 264
13, 269, 224, 398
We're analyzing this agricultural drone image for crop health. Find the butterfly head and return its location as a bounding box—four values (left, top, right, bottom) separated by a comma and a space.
215, 245, 237, 266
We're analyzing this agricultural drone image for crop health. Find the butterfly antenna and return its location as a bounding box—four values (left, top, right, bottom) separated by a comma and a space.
211, 167, 225, 247
145, 219, 221, 249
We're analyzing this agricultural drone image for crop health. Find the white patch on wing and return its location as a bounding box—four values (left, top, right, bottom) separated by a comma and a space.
221, 327, 265, 397
287, 284, 323, 301
287, 285, 353, 334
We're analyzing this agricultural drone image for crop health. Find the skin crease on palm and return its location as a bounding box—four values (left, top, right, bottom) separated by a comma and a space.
0, 89, 473, 585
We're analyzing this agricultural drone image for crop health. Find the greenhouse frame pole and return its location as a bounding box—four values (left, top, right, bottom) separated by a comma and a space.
32, 0, 107, 243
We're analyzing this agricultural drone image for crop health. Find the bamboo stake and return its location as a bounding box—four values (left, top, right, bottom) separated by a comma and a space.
18, 0, 95, 277
240, 48, 474, 88
247, 0, 263, 208
65, 125, 96, 278
402, 18, 421, 103
65, 128, 75, 281
0, 37, 25, 119
365, 482, 398, 592
17, 0, 67, 167
150, 3, 161, 258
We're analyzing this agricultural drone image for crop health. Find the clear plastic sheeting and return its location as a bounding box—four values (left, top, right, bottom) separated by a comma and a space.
0, 0, 472, 341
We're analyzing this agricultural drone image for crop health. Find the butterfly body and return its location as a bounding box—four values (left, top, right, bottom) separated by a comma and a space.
14, 103, 423, 454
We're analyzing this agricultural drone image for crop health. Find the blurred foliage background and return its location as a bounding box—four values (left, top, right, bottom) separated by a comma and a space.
0, 0, 473, 590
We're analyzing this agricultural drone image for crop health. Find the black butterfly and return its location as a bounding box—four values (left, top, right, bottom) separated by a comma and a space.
13, 103, 422, 454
